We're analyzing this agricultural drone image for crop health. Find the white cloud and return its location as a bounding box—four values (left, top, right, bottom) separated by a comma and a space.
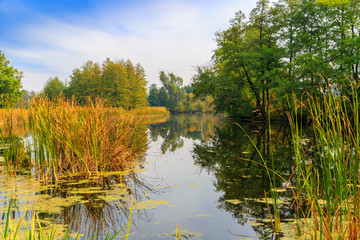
4, 0, 257, 91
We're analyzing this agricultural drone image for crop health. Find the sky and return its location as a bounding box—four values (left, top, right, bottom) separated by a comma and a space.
0, 0, 257, 92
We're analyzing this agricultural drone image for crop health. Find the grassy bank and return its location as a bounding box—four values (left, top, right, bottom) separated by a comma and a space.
288, 81, 360, 239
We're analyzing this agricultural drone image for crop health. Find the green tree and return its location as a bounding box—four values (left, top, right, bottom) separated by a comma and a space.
192, 0, 360, 119
43, 76, 66, 100
157, 86, 170, 107
128, 62, 148, 109
0, 51, 23, 107
67, 60, 102, 104
101, 58, 130, 108
193, 4, 283, 119
148, 84, 160, 106
66, 58, 148, 108
159, 71, 183, 112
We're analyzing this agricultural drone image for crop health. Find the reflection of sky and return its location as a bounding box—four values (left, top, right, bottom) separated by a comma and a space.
136, 137, 260, 240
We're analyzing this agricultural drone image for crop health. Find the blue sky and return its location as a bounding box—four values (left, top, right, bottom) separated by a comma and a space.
0, 0, 257, 91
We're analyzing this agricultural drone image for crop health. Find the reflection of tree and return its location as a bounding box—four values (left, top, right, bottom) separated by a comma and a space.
192, 122, 301, 237
36, 171, 161, 239
148, 114, 223, 153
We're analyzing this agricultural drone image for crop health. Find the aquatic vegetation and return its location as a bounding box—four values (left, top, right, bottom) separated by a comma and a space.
0, 197, 130, 240
28, 97, 149, 177
289, 80, 360, 239
0, 168, 163, 239
0, 97, 172, 177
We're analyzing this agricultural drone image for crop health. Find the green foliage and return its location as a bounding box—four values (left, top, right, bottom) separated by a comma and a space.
101, 58, 130, 108
149, 71, 213, 113
0, 51, 23, 107
43, 76, 66, 100
128, 62, 148, 109
61, 58, 147, 108
192, 0, 360, 119
66, 60, 102, 104
148, 84, 160, 106
159, 71, 183, 111
192, 2, 282, 119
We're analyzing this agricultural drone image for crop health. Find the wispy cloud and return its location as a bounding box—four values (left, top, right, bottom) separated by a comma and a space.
1, 0, 256, 91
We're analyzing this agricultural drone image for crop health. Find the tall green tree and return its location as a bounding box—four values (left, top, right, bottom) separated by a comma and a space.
0, 51, 23, 107
193, 2, 283, 119
128, 62, 148, 109
148, 84, 160, 106
43, 76, 66, 100
67, 61, 102, 104
159, 71, 183, 112
192, 0, 360, 119
101, 58, 130, 108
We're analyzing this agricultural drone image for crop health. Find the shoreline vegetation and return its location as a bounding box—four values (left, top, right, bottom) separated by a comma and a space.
0, 97, 169, 239
285, 80, 360, 239
1, 0, 360, 238
0, 97, 170, 177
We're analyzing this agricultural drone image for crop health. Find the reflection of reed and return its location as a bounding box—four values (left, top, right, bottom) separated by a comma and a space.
192, 122, 298, 238
0, 108, 28, 138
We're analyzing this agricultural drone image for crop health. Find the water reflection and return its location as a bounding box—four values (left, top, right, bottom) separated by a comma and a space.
192, 122, 298, 235
148, 114, 222, 153
148, 114, 304, 238
0, 169, 163, 238
0, 113, 313, 239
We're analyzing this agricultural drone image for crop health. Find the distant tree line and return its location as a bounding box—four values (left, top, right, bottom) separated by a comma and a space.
148, 71, 213, 113
43, 58, 148, 109
192, 0, 360, 119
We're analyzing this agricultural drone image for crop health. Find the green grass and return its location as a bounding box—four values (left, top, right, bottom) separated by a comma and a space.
288, 80, 360, 239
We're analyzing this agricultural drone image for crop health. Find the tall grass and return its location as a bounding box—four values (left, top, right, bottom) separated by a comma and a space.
27, 97, 148, 177
130, 106, 169, 117
289, 80, 360, 239
0, 97, 170, 178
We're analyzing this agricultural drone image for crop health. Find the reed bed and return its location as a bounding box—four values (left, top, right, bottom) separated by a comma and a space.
130, 106, 169, 117
0, 97, 162, 178
129, 106, 170, 125
288, 80, 360, 239
27, 98, 148, 178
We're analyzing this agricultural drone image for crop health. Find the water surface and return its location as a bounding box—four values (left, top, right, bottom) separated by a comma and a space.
0, 114, 301, 239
